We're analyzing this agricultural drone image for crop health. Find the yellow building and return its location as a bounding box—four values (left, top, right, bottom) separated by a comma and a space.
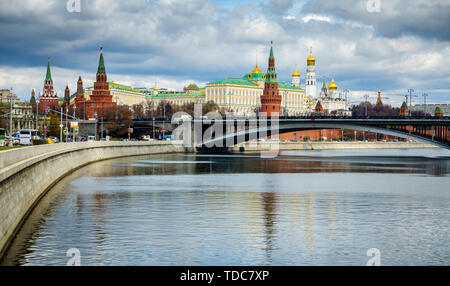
205, 64, 311, 116
85, 81, 150, 106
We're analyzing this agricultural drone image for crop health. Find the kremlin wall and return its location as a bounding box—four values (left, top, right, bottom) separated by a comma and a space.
35, 42, 350, 121
32, 42, 445, 142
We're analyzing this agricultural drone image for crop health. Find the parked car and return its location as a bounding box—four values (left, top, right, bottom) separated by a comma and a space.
49, 137, 59, 143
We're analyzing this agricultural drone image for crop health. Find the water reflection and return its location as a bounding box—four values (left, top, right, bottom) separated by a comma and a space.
2, 148, 450, 266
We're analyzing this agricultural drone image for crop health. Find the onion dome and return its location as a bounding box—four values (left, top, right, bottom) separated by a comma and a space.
328, 77, 338, 90
307, 47, 315, 66
252, 64, 262, 74
292, 66, 300, 77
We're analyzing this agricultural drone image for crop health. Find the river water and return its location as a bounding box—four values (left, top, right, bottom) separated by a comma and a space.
2, 148, 449, 266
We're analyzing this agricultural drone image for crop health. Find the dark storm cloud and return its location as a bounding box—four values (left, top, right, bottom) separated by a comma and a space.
301, 0, 450, 41
0, 0, 449, 104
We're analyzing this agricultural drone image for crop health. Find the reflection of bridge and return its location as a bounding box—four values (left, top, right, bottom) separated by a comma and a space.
133, 117, 450, 150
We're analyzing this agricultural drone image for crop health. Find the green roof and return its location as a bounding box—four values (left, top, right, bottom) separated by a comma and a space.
315, 100, 323, 109
435, 106, 442, 113
45, 58, 52, 82
278, 82, 303, 91
152, 92, 205, 98
207, 78, 259, 87
186, 83, 200, 90
400, 101, 408, 109
97, 47, 106, 75
243, 72, 265, 81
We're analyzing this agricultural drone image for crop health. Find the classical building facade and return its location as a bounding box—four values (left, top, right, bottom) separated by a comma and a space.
205, 44, 308, 116
85, 81, 149, 107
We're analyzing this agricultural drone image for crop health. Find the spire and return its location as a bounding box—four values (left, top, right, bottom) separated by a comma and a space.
269, 41, 274, 59
45, 57, 52, 82
376, 89, 383, 105
78, 74, 82, 82
97, 46, 106, 75
265, 41, 277, 83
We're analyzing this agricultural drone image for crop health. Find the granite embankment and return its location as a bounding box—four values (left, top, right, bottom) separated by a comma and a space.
0, 141, 184, 258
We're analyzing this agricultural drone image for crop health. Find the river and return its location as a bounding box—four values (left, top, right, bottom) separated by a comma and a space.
2, 148, 449, 266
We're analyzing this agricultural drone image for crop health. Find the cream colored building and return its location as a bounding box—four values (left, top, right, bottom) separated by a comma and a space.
85, 81, 150, 106
205, 65, 311, 116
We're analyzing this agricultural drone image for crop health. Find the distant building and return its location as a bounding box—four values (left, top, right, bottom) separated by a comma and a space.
85, 81, 149, 107
0, 89, 20, 104
410, 104, 450, 116
183, 83, 201, 94
0, 102, 33, 132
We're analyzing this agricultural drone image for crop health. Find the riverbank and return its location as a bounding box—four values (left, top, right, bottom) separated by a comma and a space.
0, 141, 185, 259
232, 141, 437, 152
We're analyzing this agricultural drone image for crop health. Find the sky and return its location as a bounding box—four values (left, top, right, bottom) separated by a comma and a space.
0, 0, 449, 107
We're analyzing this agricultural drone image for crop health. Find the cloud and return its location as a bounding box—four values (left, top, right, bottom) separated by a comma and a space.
0, 0, 448, 106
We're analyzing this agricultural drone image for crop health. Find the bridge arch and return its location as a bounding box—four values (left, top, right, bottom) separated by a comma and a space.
200, 121, 449, 149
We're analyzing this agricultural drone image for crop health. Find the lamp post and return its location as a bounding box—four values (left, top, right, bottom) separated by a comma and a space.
422, 93, 429, 117
94, 112, 98, 140
7, 94, 14, 139
60, 106, 63, 143
407, 88, 414, 116
363, 94, 370, 117
35, 94, 40, 131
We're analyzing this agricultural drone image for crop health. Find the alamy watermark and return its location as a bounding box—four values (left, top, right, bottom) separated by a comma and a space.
170, 104, 280, 158
366, 0, 381, 13
67, 248, 81, 266
366, 248, 381, 266
67, 0, 81, 13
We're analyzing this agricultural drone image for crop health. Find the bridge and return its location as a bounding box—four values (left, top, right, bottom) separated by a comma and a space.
134, 116, 450, 150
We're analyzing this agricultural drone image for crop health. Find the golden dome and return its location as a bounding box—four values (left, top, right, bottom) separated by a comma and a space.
252, 64, 262, 74
292, 66, 300, 77
328, 77, 337, 90
307, 46, 315, 66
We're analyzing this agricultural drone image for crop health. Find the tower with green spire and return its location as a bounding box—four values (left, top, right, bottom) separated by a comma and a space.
39, 57, 58, 114
86, 46, 115, 119
260, 41, 281, 117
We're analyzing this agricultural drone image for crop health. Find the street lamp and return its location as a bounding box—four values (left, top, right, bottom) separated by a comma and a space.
363, 94, 370, 117
407, 88, 414, 116
94, 112, 98, 140
422, 93, 429, 117
60, 106, 63, 143
35, 94, 40, 131
7, 94, 14, 139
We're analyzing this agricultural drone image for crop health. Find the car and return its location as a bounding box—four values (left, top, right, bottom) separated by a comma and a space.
87, 136, 96, 141
49, 137, 59, 143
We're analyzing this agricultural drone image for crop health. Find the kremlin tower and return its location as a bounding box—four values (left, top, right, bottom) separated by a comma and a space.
86, 46, 115, 119
305, 47, 316, 99
434, 106, 443, 117
314, 100, 324, 116
64, 84, 70, 108
400, 101, 409, 116
260, 41, 281, 117
38, 57, 59, 114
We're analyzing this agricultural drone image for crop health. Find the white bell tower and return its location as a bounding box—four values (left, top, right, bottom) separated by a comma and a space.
305, 47, 316, 98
